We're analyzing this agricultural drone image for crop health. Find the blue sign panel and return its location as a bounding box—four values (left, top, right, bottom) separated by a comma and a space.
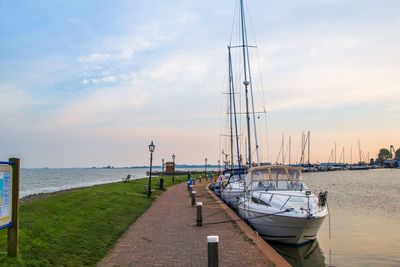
0, 166, 12, 229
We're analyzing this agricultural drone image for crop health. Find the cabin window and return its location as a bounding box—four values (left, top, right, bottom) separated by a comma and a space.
251, 196, 270, 206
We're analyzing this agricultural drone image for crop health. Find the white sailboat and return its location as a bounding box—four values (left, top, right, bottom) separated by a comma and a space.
219, 0, 328, 245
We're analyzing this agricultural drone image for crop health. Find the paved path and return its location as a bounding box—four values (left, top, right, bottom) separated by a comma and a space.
98, 180, 276, 267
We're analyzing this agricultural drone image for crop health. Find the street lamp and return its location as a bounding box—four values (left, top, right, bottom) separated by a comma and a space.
218, 160, 221, 172
162, 158, 165, 175
148, 141, 155, 198
172, 154, 176, 183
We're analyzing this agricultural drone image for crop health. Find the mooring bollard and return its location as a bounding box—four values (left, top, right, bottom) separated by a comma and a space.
191, 191, 196, 207
189, 185, 193, 196
196, 202, 203, 226
207, 235, 219, 267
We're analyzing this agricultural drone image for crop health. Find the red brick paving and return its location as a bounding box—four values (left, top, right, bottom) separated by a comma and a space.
98, 181, 276, 267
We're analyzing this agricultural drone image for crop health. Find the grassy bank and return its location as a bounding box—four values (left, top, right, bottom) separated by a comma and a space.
0, 175, 189, 266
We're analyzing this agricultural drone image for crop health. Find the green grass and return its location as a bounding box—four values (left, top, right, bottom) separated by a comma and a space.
0, 175, 188, 266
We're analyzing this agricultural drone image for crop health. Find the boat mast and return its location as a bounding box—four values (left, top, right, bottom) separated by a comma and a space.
239, 0, 252, 167
228, 48, 234, 169
228, 46, 242, 169
307, 131, 311, 165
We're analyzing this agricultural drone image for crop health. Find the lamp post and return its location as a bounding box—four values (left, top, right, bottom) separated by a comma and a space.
218, 160, 221, 173
172, 154, 176, 183
148, 141, 155, 198
162, 158, 165, 175
205, 157, 208, 179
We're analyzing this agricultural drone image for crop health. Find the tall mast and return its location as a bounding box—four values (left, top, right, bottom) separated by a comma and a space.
307, 131, 311, 165
228, 48, 234, 168
228, 46, 241, 169
289, 136, 291, 165
281, 134, 285, 164
239, 0, 252, 167
350, 146, 353, 164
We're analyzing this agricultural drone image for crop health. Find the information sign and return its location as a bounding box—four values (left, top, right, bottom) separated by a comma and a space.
0, 165, 12, 228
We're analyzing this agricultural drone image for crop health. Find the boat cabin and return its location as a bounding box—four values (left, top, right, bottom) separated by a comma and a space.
245, 166, 308, 191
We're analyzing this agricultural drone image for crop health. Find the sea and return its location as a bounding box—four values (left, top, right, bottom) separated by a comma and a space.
19, 167, 400, 266
272, 168, 400, 267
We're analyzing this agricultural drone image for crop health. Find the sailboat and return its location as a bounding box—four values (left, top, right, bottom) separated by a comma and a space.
220, 44, 248, 208
219, 0, 329, 245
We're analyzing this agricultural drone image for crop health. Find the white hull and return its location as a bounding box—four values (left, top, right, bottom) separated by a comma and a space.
221, 189, 243, 208
221, 181, 244, 209
237, 207, 326, 245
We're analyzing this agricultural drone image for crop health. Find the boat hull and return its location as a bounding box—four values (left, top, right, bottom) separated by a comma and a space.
221, 189, 243, 209
237, 207, 326, 245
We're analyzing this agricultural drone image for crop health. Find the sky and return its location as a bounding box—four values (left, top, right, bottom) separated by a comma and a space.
0, 0, 399, 168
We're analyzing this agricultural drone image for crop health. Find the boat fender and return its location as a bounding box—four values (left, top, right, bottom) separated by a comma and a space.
318, 191, 328, 207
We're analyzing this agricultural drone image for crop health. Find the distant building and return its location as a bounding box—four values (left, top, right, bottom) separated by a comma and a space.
165, 162, 175, 174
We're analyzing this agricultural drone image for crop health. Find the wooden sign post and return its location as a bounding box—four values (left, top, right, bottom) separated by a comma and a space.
0, 158, 20, 258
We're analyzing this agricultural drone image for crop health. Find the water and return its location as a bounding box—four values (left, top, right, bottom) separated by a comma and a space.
19, 167, 212, 197
270, 169, 400, 267
20, 167, 150, 197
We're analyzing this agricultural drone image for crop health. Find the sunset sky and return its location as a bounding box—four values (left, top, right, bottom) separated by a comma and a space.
1, 0, 399, 168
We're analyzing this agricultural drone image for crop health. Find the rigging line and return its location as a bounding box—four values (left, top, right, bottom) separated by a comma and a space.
264, 109, 270, 162
243, 208, 293, 220
202, 218, 242, 226
246, 43, 261, 164
203, 209, 228, 219
246, 0, 269, 164
242, 0, 260, 165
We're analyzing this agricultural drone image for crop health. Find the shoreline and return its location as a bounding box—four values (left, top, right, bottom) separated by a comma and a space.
19, 185, 95, 204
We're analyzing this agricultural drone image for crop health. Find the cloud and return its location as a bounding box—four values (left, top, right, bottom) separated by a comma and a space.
78, 53, 111, 64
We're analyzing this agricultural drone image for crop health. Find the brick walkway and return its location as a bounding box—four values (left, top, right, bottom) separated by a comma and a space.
98, 180, 276, 267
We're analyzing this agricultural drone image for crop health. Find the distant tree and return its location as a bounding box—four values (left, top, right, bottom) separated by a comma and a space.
377, 148, 392, 164
396, 148, 400, 160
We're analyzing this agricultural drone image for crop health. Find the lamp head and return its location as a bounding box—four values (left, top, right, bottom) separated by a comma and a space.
149, 141, 155, 153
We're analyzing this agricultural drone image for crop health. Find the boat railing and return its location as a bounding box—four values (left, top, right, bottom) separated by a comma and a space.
250, 190, 317, 215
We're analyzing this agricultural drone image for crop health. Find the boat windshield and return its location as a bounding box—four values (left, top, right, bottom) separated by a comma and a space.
245, 166, 305, 190
250, 180, 308, 191
251, 167, 302, 181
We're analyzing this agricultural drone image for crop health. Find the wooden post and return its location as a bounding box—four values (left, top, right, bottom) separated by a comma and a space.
189, 185, 193, 197
207, 235, 219, 267
191, 191, 196, 207
8, 158, 20, 258
196, 202, 203, 226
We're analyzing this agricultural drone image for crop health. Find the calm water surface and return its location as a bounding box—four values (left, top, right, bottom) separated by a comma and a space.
271, 169, 400, 267
20, 167, 209, 197
20, 167, 153, 197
